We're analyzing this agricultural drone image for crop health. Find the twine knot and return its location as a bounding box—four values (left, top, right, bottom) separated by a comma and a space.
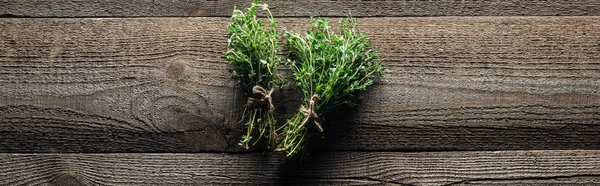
299, 94, 323, 132
247, 85, 274, 112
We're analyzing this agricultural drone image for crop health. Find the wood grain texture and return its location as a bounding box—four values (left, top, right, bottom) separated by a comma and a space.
1, 151, 600, 185
1, 17, 599, 152
0, 18, 241, 152
1, 0, 600, 18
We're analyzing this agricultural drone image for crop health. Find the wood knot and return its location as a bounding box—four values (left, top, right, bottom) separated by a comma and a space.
50, 173, 84, 186
131, 85, 228, 151
166, 58, 190, 79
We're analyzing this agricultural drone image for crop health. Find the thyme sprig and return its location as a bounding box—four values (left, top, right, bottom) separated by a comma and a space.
278, 15, 385, 158
225, 0, 281, 150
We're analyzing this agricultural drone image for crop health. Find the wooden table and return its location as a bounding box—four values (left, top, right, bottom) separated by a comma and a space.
1, 1, 599, 185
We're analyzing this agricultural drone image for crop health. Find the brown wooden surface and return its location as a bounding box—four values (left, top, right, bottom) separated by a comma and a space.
1, 0, 600, 18
2, 151, 600, 185
2, 0, 600, 183
1, 17, 599, 152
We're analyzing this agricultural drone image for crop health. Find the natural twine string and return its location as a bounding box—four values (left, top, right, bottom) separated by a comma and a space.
298, 94, 323, 132
247, 85, 274, 112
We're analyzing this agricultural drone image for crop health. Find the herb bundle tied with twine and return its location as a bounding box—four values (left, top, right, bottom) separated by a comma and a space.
225, 1, 384, 159
277, 15, 385, 158
225, 0, 281, 150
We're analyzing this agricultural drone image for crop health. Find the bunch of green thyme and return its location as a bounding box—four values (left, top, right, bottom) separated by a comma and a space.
278, 14, 385, 158
225, 0, 281, 149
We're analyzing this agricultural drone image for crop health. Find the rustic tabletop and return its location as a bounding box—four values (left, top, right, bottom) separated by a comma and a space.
1, 0, 599, 185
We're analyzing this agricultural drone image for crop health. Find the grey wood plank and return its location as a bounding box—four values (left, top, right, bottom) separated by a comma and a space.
1, 151, 600, 185
1, 0, 599, 18
0, 17, 599, 152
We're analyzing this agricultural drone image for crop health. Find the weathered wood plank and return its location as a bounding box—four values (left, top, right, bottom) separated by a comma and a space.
1, 151, 600, 185
1, 17, 599, 152
1, 0, 600, 18
0, 18, 242, 152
